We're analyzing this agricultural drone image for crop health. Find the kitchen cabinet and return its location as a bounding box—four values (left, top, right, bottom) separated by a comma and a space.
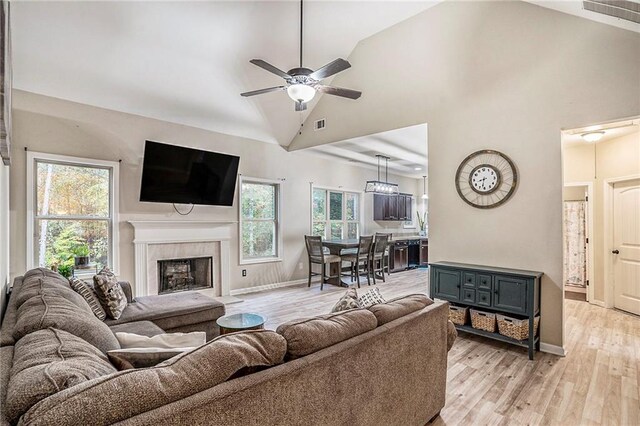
419, 240, 428, 266
391, 242, 409, 272
373, 193, 412, 221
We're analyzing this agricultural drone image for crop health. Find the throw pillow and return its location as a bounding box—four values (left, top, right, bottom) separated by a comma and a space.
93, 267, 128, 320
358, 287, 386, 308
69, 277, 107, 320
107, 348, 193, 370
331, 288, 361, 313
114, 331, 206, 349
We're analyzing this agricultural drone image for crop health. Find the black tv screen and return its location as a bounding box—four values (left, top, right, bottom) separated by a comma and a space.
140, 141, 240, 206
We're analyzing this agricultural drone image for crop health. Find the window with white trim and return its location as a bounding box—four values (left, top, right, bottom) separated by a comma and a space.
240, 178, 281, 263
28, 152, 119, 275
312, 188, 360, 239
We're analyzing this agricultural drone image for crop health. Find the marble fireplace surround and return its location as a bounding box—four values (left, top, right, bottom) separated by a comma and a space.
129, 221, 233, 297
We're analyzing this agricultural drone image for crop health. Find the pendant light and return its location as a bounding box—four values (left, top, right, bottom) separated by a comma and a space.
364, 155, 399, 194
421, 175, 428, 200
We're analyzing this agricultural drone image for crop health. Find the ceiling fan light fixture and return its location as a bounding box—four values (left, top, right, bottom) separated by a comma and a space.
287, 84, 316, 103
581, 131, 605, 143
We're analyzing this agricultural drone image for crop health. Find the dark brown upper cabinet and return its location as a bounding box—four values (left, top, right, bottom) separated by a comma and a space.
373, 193, 412, 221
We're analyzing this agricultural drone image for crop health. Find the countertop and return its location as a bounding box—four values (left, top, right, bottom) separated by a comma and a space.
389, 235, 428, 242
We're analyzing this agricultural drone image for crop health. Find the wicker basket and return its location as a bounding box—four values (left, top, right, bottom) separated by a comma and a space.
470, 309, 496, 333
496, 315, 540, 341
448, 305, 468, 325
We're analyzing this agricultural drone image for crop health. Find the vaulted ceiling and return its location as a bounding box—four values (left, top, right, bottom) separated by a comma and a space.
10, 1, 441, 146
11, 1, 639, 149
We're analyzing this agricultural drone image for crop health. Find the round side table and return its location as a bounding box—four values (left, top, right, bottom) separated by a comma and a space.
216, 313, 266, 335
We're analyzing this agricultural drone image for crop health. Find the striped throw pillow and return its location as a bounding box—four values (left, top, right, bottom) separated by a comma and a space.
69, 277, 107, 321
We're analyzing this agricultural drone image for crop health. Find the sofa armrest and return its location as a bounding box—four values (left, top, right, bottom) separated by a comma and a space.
118, 281, 136, 303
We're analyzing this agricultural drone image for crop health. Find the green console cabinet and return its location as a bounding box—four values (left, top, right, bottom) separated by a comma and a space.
429, 261, 543, 360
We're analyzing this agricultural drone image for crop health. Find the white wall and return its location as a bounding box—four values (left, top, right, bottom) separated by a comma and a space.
287, 1, 640, 348
9, 90, 423, 294
0, 163, 9, 320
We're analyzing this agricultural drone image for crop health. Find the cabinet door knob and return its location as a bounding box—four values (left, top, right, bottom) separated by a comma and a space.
612, 249, 620, 254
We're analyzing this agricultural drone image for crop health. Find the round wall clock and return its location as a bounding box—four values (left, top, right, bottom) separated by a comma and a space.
455, 150, 518, 209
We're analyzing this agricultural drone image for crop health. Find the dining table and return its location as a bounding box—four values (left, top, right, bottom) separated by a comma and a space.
321, 238, 390, 287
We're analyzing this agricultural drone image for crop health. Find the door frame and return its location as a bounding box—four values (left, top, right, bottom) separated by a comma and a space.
603, 173, 640, 309
564, 181, 594, 303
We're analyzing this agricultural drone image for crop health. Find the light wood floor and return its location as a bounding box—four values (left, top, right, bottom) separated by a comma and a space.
226, 269, 640, 425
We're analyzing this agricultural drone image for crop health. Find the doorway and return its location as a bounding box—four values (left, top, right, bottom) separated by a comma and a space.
561, 117, 640, 312
562, 183, 593, 302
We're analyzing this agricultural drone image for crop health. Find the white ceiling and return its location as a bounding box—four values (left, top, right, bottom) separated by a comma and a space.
308, 123, 428, 179
10, 1, 441, 147
562, 119, 639, 146
11, 1, 639, 149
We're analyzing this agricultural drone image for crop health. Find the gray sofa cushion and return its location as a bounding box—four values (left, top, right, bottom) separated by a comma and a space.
276, 308, 378, 359
13, 292, 120, 354
108, 321, 165, 337
104, 292, 225, 332
0, 346, 13, 426
21, 330, 286, 426
6, 328, 117, 424
367, 294, 433, 326
14, 270, 84, 311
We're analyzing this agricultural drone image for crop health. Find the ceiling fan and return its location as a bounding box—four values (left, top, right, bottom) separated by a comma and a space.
241, 0, 362, 112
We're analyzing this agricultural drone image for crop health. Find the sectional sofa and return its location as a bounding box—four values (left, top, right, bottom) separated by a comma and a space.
0, 268, 455, 425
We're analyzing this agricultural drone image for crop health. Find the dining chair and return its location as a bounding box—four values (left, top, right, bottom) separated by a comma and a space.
375, 232, 392, 277
305, 235, 341, 290
340, 235, 374, 288
371, 233, 389, 284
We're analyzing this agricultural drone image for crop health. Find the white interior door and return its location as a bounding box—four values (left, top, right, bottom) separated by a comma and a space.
613, 179, 640, 315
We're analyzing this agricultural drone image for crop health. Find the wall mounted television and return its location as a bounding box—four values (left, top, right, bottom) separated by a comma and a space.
140, 140, 240, 206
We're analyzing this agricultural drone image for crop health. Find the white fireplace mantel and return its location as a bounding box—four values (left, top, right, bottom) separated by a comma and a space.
129, 220, 236, 297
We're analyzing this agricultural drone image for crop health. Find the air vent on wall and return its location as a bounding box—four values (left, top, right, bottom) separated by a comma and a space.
583, 0, 640, 24
314, 118, 326, 131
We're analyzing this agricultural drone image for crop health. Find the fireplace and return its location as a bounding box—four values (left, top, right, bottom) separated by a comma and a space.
157, 256, 213, 295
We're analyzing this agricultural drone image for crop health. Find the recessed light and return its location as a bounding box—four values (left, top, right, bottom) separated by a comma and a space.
414, 167, 422, 171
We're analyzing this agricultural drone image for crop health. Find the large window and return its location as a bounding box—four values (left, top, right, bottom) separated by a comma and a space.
240, 178, 281, 263
312, 188, 360, 239
27, 152, 119, 275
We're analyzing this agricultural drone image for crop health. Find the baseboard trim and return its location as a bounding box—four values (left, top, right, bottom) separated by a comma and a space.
591, 299, 606, 308
230, 278, 307, 296
540, 342, 566, 357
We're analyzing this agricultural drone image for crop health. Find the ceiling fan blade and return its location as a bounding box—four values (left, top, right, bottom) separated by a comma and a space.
316, 85, 361, 100
309, 58, 351, 80
249, 59, 290, 79
294, 101, 307, 112
240, 86, 286, 97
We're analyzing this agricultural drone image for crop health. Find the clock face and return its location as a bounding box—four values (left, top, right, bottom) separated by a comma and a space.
470, 165, 500, 194
455, 150, 517, 209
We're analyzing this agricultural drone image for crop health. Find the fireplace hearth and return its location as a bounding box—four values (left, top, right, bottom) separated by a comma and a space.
157, 256, 213, 295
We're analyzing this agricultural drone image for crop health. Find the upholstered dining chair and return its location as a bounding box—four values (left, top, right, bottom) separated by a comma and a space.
371, 233, 389, 285
340, 235, 374, 288
375, 232, 392, 278
305, 235, 341, 290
